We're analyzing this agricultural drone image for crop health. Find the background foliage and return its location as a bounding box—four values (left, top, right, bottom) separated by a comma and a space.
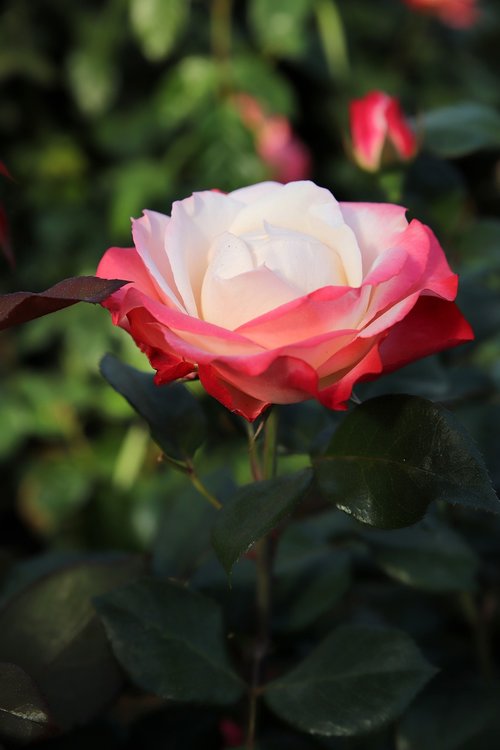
1, 0, 500, 747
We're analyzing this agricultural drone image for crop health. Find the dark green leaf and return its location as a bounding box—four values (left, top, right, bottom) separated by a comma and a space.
190, 557, 256, 633
211, 469, 313, 575
454, 402, 500, 487
100, 353, 206, 461
362, 518, 478, 592
0, 556, 144, 730
264, 625, 437, 737
274, 540, 351, 632
0, 663, 56, 744
153, 471, 235, 579
314, 395, 499, 529
456, 275, 500, 342
422, 102, 500, 158
0, 277, 126, 331
397, 678, 500, 750
458, 219, 500, 272
95, 578, 244, 705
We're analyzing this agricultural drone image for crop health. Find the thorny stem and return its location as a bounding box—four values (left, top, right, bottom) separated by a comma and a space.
246, 409, 279, 749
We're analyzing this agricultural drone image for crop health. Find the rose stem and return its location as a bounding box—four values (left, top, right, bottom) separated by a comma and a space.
211, 0, 232, 96
459, 591, 494, 680
160, 454, 223, 510
188, 472, 223, 510
246, 408, 278, 749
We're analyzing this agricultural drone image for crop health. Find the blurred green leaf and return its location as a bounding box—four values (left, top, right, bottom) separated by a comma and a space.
67, 49, 119, 116
154, 57, 218, 131
264, 625, 437, 736
362, 518, 479, 592
248, 0, 313, 58
108, 158, 172, 238
231, 56, 296, 115
422, 103, 500, 158
129, 0, 189, 61
100, 354, 206, 461
0, 556, 144, 730
18, 455, 92, 535
95, 578, 245, 705
314, 395, 499, 529
211, 469, 313, 575
0, 663, 56, 745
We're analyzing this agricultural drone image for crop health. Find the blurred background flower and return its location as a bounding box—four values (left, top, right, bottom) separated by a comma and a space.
403, 0, 479, 28
235, 93, 311, 182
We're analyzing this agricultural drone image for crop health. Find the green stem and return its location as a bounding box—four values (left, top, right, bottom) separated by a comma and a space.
187, 463, 223, 510
246, 421, 263, 482
211, 0, 232, 95
459, 592, 493, 680
246, 409, 279, 749
262, 408, 278, 481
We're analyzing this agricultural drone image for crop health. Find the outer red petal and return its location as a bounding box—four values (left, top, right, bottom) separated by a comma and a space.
379, 295, 474, 372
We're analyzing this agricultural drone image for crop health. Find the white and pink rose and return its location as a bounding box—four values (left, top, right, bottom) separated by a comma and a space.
97, 180, 472, 421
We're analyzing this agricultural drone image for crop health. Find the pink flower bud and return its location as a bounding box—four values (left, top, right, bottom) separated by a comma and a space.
349, 91, 417, 172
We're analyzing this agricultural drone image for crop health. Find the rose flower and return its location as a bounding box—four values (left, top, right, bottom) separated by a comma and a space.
97, 181, 472, 421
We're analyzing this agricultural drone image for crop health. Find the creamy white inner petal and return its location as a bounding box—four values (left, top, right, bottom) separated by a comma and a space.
201, 224, 351, 329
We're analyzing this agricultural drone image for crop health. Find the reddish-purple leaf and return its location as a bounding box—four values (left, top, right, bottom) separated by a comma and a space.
0, 204, 14, 268
0, 161, 13, 181
0, 276, 128, 331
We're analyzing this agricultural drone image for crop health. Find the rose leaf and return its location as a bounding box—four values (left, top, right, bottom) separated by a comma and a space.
0, 555, 144, 731
100, 353, 206, 461
0, 663, 57, 744
211, 469, 313, 576
264, 625, 437, 737
0, 276, 127, 331
94, 578, 244, 706
313, 394, 499, 529
360, 517, 479, 593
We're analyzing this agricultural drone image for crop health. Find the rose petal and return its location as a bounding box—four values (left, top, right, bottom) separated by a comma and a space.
340, 202, 409, 276
166, 191, 243, 317
230, 181, 363, 287
132, 211, 185, 311
379, 295, 474, 371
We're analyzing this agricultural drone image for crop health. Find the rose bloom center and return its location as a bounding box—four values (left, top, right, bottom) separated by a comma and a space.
201, 225, 351, 330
